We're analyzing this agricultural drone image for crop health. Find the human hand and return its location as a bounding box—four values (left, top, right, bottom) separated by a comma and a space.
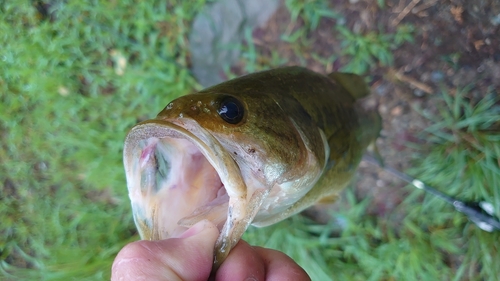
111, 220, 310, 281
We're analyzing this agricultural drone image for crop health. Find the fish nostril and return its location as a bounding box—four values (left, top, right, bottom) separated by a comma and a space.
189, 101, 203, 112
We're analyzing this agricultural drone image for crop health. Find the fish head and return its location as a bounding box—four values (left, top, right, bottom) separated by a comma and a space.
123, 88, 325, 267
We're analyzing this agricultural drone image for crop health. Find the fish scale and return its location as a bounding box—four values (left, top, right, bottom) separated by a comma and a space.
123, 66, 381, 270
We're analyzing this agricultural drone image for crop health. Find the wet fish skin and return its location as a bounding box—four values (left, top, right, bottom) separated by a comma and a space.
123, 66, 381, 269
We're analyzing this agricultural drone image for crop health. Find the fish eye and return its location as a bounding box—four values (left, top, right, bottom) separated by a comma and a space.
217, 96, 244, 124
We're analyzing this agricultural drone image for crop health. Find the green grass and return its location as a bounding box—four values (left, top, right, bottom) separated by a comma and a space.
1, 1, 499, 280
1, 1, 205, 279
285, 0, 340, 32
337, 24, 414, 73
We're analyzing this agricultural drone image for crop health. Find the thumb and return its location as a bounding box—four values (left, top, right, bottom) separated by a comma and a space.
112, 220, 219, 281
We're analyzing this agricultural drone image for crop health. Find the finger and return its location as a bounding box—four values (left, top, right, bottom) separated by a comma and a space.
253, 247, 310, 281
111, 219, 219, 281
215, 240, 266, 281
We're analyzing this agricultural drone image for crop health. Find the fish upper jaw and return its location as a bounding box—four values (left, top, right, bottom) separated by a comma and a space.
123, 118, 268, 267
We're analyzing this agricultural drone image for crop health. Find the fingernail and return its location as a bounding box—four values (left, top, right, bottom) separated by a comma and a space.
177, 219, 213, 239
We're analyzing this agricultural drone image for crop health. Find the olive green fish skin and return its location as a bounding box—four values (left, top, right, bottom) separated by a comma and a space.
159, 66, 378, 182
158, 66, 379, 209
263, 68, 377, 221
124, 66, 381, 269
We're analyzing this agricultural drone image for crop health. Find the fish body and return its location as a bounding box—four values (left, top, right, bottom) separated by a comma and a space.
123, 66, 381, 267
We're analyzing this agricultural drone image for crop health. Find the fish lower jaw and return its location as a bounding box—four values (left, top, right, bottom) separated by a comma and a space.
177, 187, 229, 230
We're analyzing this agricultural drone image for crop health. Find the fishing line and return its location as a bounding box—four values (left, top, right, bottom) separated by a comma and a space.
362, 154, 500, 232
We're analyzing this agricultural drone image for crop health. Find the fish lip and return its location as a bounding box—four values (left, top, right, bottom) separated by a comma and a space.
124, 118, 246, 197
123, 118, 248, 237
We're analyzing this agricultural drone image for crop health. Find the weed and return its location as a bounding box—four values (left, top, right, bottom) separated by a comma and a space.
337, 24, 414, 73
285, 0, 340, 32
281, 0, 341, 53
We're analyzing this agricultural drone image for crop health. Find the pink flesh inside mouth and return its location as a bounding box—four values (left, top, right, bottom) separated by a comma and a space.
137, 136, 229, 238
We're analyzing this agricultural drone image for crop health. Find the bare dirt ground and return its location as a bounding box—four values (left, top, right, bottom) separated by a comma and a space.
251, 0, 500, 220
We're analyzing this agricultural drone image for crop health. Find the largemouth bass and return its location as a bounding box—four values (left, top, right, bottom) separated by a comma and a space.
123, 66, 381, 268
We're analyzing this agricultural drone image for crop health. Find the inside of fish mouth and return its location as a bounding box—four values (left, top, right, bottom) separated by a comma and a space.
139, 136, 229, 237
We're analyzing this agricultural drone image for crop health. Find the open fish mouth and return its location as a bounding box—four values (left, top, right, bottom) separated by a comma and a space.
123, 119, 248, 241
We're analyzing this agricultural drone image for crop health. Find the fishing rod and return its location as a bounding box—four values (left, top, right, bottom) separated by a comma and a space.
362, 154, 500, 232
